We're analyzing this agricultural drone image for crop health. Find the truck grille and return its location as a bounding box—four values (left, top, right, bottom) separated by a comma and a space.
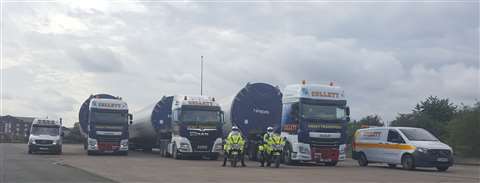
97, 136, 121, 144
35, 140, 53, 144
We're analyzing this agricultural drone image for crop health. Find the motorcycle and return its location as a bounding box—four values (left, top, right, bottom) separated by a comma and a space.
228, 143, 243, 167
267, 135, 285, 168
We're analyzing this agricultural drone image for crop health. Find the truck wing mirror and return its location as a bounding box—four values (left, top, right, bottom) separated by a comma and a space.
61, 132, 65, 137
346, 107, 350, 116
128, 114, 133, 125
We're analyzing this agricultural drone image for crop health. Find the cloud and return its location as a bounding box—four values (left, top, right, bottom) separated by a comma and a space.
2, 2, 478, 126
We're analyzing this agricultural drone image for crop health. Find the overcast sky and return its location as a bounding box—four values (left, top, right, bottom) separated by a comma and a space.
2, 1, 479, 127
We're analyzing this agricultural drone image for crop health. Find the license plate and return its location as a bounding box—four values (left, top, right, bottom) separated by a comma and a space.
232, 152, 238, 155
437, 158, 448, 162
39, 147, 48, 150
104, 150, 113, 153
274, 152, 280, 155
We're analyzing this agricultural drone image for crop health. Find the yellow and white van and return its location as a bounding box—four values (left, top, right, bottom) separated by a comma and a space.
352, 127, 453, 171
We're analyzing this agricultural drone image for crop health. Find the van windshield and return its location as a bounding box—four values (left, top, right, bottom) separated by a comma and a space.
31, 126, 59, 136
399, 128, 438, 141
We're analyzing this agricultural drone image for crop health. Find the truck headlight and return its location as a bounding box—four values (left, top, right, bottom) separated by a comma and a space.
53, 140, 57, 145
29, 139, 36, 144
88, 138, 97, 147
179, 143, 191, 151
120, 139, 128, 148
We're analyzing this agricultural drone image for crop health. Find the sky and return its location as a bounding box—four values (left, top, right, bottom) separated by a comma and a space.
1, 0, 479, 127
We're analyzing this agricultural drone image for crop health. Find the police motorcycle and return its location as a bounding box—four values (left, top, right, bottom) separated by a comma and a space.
227, 141, 243, 167
267, 135, 285, 168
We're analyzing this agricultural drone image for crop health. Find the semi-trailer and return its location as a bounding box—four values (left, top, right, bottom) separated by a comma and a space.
79, 94, 132, 155
281, 81, 350, 166
130, 95, 224, 160
222, 83, 283, 160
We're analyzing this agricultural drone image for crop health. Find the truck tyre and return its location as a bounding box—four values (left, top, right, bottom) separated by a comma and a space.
283, 144, 296, 165
401, 154, 415, 170
120, 151, 128, 156
209, 154, 219, 160
172, 144, 181, 160
83, 141, 87, 150
436, 166, 449, 172
28, 148, 33, 154
358, 153, 368, 167
388, 164, 396, 168
143, 147, 152, 152
56, 149, 62, 155
87, 150, 94, 156
325, 161, 338, 166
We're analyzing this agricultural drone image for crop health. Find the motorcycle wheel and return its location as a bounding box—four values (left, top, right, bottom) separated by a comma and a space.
275, 155, 280, 168
231, 154, 238, 167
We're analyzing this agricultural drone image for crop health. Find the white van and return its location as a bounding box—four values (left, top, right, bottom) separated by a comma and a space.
352, 127, 453, 171
28, 118, 64, 154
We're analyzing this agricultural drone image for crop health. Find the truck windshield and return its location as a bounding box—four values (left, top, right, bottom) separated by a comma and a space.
399, 128, 439, 141
181, 110, 220, 123
92, 112, 127, 126
301, 103, 346, 120
31, 126, 59, 136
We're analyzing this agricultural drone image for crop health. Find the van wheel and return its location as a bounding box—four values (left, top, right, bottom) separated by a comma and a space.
325, 161, 338, 166
401, 155, 415, 170
358, 153, 368, 167
436, 166, 449, 172
388, 164, 396, 168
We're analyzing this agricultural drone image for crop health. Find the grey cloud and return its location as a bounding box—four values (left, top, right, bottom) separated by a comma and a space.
67, 47, 125, 73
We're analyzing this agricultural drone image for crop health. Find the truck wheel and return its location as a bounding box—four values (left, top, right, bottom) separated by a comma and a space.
401, 155, 415, 170
358, 153, 368, 167
28, 148, 33, 154
388, 164, 396, 168
436, 166, 449, 172
56, 149, 62, 155
172, 144, 181, 160
325, 161, 338, 166
83, 141, 87, 150
283, 144, 296, 165
209, 155, 219, 160
120, 151, 128, 156
87, 151, 94, 156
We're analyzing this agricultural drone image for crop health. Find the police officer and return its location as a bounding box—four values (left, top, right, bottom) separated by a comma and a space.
222, 126, 246, 167
259, 126, 275, 167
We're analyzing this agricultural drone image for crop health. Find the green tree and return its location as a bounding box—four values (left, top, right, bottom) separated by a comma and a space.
391, 96, 456, 139
346, 115, 384, 144
447, 102, 480, 157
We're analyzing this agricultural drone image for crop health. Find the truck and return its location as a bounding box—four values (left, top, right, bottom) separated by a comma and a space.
222, 82, 283, 160
79, 94, 132, 155
28, 118, 63, 154
129, 95, 224, 160
281, 81, 350, 166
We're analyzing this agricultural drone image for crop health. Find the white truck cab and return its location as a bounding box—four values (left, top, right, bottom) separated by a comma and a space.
28, 118, 63, 155
352, 127, 453, 171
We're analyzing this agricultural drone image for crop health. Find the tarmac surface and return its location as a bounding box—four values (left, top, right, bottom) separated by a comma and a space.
1, 143, 479, 183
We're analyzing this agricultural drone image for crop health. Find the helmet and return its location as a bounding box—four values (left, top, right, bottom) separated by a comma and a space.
267, 127, 274, 133
232, 126, 239, 132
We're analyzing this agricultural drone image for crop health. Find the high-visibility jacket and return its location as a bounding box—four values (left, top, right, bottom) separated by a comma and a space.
259, 133, 285, 153
224, 132, 245, 152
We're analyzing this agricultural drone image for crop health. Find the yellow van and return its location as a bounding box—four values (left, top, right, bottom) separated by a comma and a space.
352, 127, 453, 171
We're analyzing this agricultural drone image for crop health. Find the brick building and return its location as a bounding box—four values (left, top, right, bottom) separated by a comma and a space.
0, 115, 36, 143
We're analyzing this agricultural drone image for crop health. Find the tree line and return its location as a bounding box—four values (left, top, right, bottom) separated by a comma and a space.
347, 96, 479, 158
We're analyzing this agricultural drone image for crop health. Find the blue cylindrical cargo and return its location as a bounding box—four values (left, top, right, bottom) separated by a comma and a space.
225, 83, 283, 137
78, 94, 117, 137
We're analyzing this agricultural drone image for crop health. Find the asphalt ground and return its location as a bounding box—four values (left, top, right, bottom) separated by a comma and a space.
1, 143, 479, 183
